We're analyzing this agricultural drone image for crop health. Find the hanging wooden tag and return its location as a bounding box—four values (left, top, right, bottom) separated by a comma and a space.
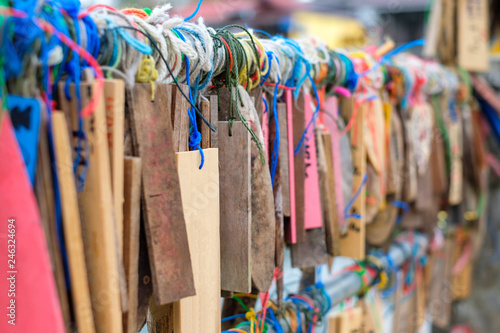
52, 111, 96, 333
285, 90, 298, 243
332, 306, 363, 333
340, 102, 366, 260
367, 110, 403, 246
402, 117, 418, 203
58, 82, 123, 333
292, 91, 306, 241
457, 0, 489, 72
324, 96, 350, 233
430, 121, 448, 197
430, 228, 455, 329
218, 121, 252, 293
448, 117, 464, 205
303, 94, 323, 229
365, 163, 382, 224
171, 84, 191, 152
238, 88, 275, 292
129, 83, 195, 304
0, 114, 66, 332
318, 130, 341, 256
439, 0, 456, 65
276, 102, 291, 217
291, 225, 329, 268
209, 95, 218, 148
200, 100, 211, 149
416, 268, 426, 329
34, 106, 72, 327
122, 157, 142, 333
104, 79, 125, 257
361, 296, 382, 333
174, 149, 221, 332
451, 230, 473, 300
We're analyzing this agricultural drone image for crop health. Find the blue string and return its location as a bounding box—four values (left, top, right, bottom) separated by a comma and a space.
262, 96, 268, 114
270, 78, 280, 184
173, 28, 205, 169
339, 53, 358, 91
392, 200, 410, 225
294, 73, 321, 155
344, 173, 368, 217
184, 0, 204, 21
267, 308, 284, 333
221, 313, 246, 322
358, 39, 426, 78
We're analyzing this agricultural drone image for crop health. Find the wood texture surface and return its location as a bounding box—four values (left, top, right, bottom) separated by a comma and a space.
104, 79, 125, 257
201, 100, 211, 149
210, 95, 218, 148
292, 93, 306, 242
171, 84, 190, 152
339, 103, 366, 259
218, 121, 252, 293
129, 83, 195, 304
174, 149, 221, 332
277, 102, 291, 216
52, 112, 96, 333
122, 157, 142, 333
58, 82, 123, 333
319, 131, 340, 256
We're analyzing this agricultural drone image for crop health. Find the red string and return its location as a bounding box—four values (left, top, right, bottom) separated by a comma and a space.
36, 19, 104, 118
220, 37, 233, 71
263, 81, 296, 91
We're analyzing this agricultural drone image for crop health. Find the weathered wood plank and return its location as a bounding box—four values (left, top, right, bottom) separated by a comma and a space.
339, 103, 366, 259
129, 83, 195, 304
218, 121, 252, 293
171, 84, 190, 152
200, 100, 211, 149
122, 157, 142, 333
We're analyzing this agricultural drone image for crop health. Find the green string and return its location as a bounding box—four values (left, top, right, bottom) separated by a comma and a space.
211, 26, 265, 164
232, 295, 250, 312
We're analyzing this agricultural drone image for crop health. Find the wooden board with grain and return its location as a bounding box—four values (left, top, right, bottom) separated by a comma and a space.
171, 84, 190, 152
339, 103, 366, 259
58, 82, 123, 333
210, 95, 218, 148
277, 102, 291, 216
122, 157, 142, 333
104, 79, 125, 257
200, 100, 211, 149
292, 93, 306, 242
129, 83, 195, 304
250, 111, 275, 292
319, 131, 340, 257
218, 121, 252, 293
457, 0, 489, 72
52, 111, 96, 333
174, 149, 221, 333
291, 228, 329, 268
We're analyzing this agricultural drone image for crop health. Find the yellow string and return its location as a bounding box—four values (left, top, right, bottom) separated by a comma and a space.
228, 329, 247, 333
246, 308, 257, 333
136, 55, 158, 101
